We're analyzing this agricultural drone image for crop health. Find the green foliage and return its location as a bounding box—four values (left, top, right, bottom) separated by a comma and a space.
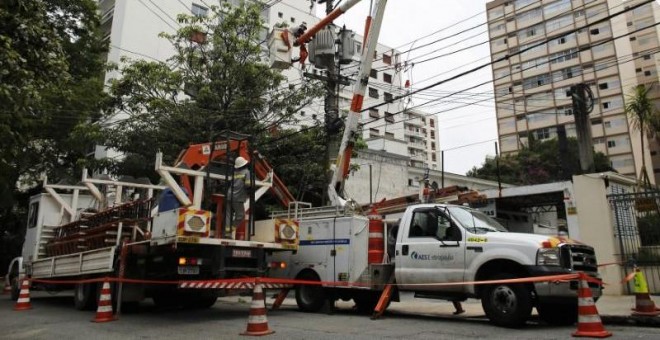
467, 137, 613, 185
637, 213, 660, 247
0, 0, 108, 274
105, 2, 324, 194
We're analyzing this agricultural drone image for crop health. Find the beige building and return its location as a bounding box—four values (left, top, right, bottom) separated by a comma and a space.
486, 0, 660, 183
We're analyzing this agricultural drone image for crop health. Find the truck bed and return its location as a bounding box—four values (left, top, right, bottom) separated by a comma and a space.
31, 246, 116, 278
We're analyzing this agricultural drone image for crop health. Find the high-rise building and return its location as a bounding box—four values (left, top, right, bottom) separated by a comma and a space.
486, 0, 659, 182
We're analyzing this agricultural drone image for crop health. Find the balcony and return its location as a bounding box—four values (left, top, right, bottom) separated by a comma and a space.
404, 117, 424, 127
404, 129, 426, 138
408, 141, 426, 150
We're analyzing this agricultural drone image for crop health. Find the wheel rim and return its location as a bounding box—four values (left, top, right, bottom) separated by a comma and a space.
491, 285, 517, 314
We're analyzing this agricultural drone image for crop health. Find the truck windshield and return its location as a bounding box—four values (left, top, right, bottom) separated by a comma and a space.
446, 206, 508, 234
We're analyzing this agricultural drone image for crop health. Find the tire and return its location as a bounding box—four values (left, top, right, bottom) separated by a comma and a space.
537, 302, 577, 326
182, 292, 218, 309
295, 271, 325, 313
353, 291, 381, 314
74, 282, 98, 311
480, 273, 533, 328
10, 275, 20, 302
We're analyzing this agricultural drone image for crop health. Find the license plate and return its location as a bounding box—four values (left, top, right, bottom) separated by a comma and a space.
232, 249, 252, 258
177, 266, 200, 275
179, 236, 200, 243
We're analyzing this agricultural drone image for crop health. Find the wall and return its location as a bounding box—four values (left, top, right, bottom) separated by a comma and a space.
573, 174, 625, 295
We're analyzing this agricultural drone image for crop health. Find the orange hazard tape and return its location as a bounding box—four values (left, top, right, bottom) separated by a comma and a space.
28, 272, 602, 289
598, 260, 626, 267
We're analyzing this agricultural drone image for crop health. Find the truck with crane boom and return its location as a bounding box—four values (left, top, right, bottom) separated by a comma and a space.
267, 0, 603, 328
7, 131, 301, 310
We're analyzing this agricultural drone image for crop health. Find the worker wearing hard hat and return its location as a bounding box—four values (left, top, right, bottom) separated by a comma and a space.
227, 156, 251, 239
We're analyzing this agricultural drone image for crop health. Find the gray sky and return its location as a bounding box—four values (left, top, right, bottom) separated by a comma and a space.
317, 0, 496, 175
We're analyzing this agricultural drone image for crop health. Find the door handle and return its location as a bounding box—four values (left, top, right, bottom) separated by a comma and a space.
467, 246, 483, 252
402, 245, 409, 255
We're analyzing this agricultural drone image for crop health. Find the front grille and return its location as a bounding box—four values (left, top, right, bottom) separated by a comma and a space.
561, 244, 598, 273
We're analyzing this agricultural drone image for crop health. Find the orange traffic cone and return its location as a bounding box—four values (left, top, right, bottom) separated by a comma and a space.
631, 267, 660, 316
241, 283, 274, 336
572, 272, 611, 338
92, 280, 116, 323
13, 278, 32, 311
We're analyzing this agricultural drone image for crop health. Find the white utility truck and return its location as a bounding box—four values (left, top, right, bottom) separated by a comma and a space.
269, 203, 602, 328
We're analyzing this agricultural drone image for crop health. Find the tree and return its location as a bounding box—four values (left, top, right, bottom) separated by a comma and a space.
105, 3, 323, 195
0, 0, 109, 274
467, 138, 613, 185
624, 84, 659, 186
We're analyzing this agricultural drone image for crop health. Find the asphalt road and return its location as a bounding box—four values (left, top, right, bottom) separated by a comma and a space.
1, 292, 659, 340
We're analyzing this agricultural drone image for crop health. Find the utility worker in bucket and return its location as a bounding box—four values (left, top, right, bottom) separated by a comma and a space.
227, 156, 251, 239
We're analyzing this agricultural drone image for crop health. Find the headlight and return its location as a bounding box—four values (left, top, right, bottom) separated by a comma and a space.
536, 248, 561, 266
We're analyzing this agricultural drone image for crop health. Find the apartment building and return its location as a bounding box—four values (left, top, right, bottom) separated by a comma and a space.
486, 0, 659, 182
97, 0, 441, 169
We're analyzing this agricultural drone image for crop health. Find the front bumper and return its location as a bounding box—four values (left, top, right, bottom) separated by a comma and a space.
525, 265, 602, 303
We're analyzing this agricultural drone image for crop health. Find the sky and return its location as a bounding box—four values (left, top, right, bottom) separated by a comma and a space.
316, 0, 497, 175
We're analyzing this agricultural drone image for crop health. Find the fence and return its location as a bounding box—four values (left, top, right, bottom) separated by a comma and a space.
608, 190, 660, 294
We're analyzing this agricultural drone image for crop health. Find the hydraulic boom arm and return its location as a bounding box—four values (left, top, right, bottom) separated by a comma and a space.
328, 0, 388, 206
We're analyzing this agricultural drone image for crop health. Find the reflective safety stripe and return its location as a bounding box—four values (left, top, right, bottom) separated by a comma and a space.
369, 232, 384, 238
247, 314, 268, 324
17, 297, 30, 303
577, 315, 603, 324
97, 305, 113, 313
578, 297, 595, 306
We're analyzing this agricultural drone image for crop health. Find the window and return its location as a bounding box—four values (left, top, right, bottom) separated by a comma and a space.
192, 3, 208, 17
369, 109, 380, 118
545, 14, 573, 32
430, 131, 435, 138
383, 54, 392, 65
544, 0, 571, 17
369, 128, 379, 137
409, 209, 457, 240
290, 17, 295, 23
607, 140, 616, 148
591, 118, 602, 125
384, 92, 393, 102
432, 153, 437, 161
550, 48, 578, 64
385, 112, 395, 123
644, 55, 652, 60
645, 70, 652, 76
277, 12, 283, 18
383, 73, 392, 84
370, 69, 377, 79
431, 142, 436, 150
355, 42, 362, 54
369, 87, 379, 99
429, 118, 435, 128
27, 202, 39, 229
385, 132, 394, 138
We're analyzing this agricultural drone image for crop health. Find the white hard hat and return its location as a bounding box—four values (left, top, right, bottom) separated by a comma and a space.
234, 156, 248, 169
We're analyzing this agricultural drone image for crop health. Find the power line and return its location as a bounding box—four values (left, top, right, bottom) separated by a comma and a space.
358, 0, 655, 127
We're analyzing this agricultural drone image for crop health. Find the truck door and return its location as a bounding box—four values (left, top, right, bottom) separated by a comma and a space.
395, 207, 465, 292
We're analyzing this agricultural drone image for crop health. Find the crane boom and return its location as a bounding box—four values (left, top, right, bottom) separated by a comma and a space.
328, 0, 388, 206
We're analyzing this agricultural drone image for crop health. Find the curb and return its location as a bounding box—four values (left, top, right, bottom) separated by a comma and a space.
601, 315, 660, 327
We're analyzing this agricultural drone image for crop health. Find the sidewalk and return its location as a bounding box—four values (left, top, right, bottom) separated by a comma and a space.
384, 294, 660, 328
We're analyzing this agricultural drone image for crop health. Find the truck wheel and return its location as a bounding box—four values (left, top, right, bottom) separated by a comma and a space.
353, 291, 381, 314
74, 283, 98, 311
481, 273, 533, 328
10, 276, 20, 302
537, 302, 577, 325
183, 292, 218, 309
295, 272, 325, 312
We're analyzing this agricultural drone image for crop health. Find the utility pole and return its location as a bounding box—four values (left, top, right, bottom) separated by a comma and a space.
308, 0, 354, 204
571, 83, 594, 173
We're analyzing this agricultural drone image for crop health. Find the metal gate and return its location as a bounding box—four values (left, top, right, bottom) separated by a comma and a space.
608, 190, 660, 294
